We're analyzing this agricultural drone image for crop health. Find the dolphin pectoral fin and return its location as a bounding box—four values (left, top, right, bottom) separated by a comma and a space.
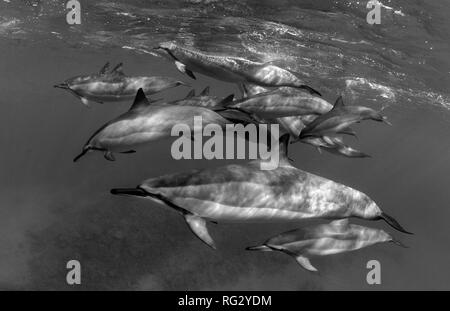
246, 245, 272, 251
120, 150, 136, 154
175, 61, 196, 79
294, 255, 318, 272
184, 214, 216, 249
104, 151, 116, 161
80, 97, 93, 107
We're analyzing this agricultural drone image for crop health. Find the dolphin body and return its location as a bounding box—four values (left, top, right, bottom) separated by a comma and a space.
54, 62, 188, 107
154, 42, 321, 96
225, 88, 333, 119
300, 136, 370, 158
73, 89, 239, 162
246, 219, 406, 272
110, 135, 411, 249
300, 96, 391, 139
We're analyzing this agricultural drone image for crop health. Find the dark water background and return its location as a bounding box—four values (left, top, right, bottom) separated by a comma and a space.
1, 0, 450, 290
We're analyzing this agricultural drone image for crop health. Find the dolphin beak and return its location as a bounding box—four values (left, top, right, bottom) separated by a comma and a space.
54, 83, 69, 89
73, 146, 90, 162
110, 187, 148, 197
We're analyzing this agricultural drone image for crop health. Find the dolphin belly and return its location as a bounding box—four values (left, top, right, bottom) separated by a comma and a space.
171, 197, 313, 223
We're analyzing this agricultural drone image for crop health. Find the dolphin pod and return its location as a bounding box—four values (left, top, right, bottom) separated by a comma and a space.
154, 41, 321, 96
54, 62, 188, 107
62, 42, 411, 273
246, 219, 407, 272
110, 135, 411, 250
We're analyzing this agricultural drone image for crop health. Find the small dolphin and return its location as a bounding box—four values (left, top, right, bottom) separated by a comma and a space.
73, 88, 238, 162
300, 96, 391, 139
300, 136, 370, 158
154, 42, 321, 96
54, 62, 188, 107
246, 219, 407, 272
110, 134, 411, 249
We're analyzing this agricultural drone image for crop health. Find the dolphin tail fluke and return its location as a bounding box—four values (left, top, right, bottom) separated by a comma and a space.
184, 214, 216, 250
299, 85, 322, 97
380, 212, 413, 235
246, 245, 272, 251
110, 187, 148, 197
294, 255, 318, 272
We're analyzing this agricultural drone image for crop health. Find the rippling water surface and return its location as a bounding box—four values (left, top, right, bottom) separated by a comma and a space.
1, 0, 450, 290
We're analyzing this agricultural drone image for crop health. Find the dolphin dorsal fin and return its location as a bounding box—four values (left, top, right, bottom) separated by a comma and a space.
200, 86, 210, 96
111, 62, 124, 76
332, 96, 344, 110
129, 88, 150, 111
185, 89, 195, 99
278, 133, 291, 166
99, 62, 110, 75
218, 94, 235, 107
331, 219, 349, 227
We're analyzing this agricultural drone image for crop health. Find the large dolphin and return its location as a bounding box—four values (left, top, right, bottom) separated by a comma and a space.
154, 42, 321, 96
300, 96, 391, 139
54, 62, 188, 107
73, 89, 246, 162
246, 219, 407, 272
110, 134, 411, 249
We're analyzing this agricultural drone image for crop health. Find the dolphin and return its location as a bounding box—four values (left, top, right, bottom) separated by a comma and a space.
246, 219, 407, 272
54, 62, 188, 107
73, 88, 246, 162
154, 42, 321, 96
223, 88, 333, 119
300, 136, 370, 158
110, 134, 411, 249
300, 96, 391, 139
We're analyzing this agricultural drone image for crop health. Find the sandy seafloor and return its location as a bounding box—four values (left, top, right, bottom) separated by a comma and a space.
0, 0, 450, 290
